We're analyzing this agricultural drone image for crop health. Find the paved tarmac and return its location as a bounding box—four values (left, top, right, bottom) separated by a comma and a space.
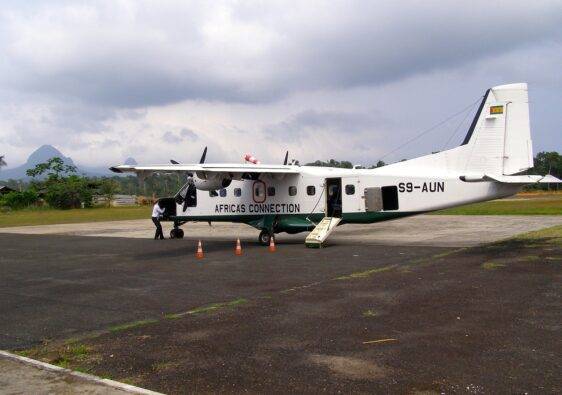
1, 215, 560, 350
0, 233, 448, 350
1, 214, 561, 246
0, 215, 560, 393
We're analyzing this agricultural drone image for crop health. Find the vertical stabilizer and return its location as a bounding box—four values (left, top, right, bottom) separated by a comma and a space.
462, 83, 533, 175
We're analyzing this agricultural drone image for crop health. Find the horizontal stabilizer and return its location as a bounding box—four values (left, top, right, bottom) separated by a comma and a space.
460, 174, 561, 184
537, 174, 562, 183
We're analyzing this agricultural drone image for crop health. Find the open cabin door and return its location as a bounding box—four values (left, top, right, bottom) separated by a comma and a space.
341, 177, 363, 214
325, 177, 363, 217
325, 178, 342, 217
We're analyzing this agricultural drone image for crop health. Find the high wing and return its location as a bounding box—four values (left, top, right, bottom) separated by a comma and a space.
109, 163, 301, 177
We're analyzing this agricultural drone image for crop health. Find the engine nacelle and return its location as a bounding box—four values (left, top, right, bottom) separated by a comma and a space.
192, 176, 232, 191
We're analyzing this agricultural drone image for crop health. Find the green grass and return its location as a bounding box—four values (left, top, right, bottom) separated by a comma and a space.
109, 319, 158, 333
53, 356, 71, 368
152, 361, 181, 372
68, 343, 90, 357
433, 196, 562, 215
481, 261, 506, 270
520, 255, 540, 262
50, 343, 92, 369
335, 264, 397, 280
514, 224, 562, 246
362, 309, 378, 317
165, 298, 248, 319
0, 206, 151, 227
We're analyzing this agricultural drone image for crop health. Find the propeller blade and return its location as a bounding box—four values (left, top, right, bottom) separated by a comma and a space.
199, 146, 208, 164
169, 159, 193, 177
283, 151, 289, 165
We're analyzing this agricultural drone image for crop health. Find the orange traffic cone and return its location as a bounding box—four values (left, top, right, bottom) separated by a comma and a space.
269, 235, 276, 252
235, 238, 242, 256
196, 240, 204, 259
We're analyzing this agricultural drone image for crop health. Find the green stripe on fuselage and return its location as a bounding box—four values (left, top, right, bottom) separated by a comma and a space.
167, 211, 419, 234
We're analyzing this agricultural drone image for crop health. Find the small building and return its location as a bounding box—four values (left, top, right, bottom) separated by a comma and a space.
93, 194, 138, 207
0, 185, 16, 195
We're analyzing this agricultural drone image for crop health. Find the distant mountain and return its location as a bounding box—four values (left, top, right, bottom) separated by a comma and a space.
124, 157, 138, 166
0, 145, 136, 180
27, 145, 75, 168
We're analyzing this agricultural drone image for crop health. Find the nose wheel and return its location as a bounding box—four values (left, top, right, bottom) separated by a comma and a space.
258, 230, 272, 246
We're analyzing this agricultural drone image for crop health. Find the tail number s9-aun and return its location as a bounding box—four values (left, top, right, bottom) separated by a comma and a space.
398, 182, 445, 193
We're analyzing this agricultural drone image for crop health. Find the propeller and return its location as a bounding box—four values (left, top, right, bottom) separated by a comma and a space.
170, 146, 207, 165
168, 146, 210, 212
170, 146, 207, 176
199, 146, 207, 164
283, 151, 289, 165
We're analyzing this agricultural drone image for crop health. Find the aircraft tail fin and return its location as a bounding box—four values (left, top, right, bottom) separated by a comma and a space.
462, 83, 533, 175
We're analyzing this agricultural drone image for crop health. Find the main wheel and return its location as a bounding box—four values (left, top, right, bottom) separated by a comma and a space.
258, 230, 272, 246
170, 228, 185, 239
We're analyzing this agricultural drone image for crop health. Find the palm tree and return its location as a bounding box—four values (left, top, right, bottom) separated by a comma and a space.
0, 155, 6, 169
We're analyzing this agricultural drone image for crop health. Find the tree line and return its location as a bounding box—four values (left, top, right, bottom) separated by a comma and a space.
0, 152, 560, 210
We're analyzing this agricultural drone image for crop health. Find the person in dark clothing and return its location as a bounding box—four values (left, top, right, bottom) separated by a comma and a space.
151, 201, 165, 240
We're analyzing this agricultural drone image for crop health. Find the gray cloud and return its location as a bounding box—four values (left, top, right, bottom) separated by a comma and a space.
0, 1, 561, 107
163, 128, 199, 143
263, 109, 393, 141
0, 1, 560, 168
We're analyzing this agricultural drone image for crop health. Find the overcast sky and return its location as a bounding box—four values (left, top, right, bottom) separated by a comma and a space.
0, 0, 561, 168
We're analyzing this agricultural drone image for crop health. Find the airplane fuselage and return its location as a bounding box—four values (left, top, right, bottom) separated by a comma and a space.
162, 165, 521, 235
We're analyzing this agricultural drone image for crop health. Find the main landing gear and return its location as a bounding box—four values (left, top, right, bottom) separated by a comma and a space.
258, 230, 273, 246
170, 227, 184, 239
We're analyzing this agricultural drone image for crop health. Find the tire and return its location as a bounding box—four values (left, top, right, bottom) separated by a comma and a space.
258, 230, 271, 246
170, 229, 177, 239
176, 228, 184, 239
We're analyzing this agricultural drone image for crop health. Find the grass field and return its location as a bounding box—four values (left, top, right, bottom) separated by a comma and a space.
434, 194, 562, 215
0, 193, 560, 228
0, 206, 151, 228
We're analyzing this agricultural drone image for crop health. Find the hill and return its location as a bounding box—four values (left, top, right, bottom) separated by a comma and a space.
0, 145, 134, 180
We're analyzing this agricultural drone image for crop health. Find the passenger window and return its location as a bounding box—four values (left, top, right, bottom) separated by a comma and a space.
345, 184, 355, 195
306, 186, 315, 196
267, 186, 276, 196
253, 181, 266, 203
219, 188, 227, 197
234, 188, 241, 197
289, 186, 297, 196
209, 190, 218, 197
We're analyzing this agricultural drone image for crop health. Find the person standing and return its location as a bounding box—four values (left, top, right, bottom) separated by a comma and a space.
151, 201, 165, 240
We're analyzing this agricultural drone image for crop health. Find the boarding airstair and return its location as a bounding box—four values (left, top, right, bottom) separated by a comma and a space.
305, 217, 342, 248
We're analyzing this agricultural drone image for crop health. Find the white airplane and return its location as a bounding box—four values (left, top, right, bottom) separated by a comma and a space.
111, 83, 559, 246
